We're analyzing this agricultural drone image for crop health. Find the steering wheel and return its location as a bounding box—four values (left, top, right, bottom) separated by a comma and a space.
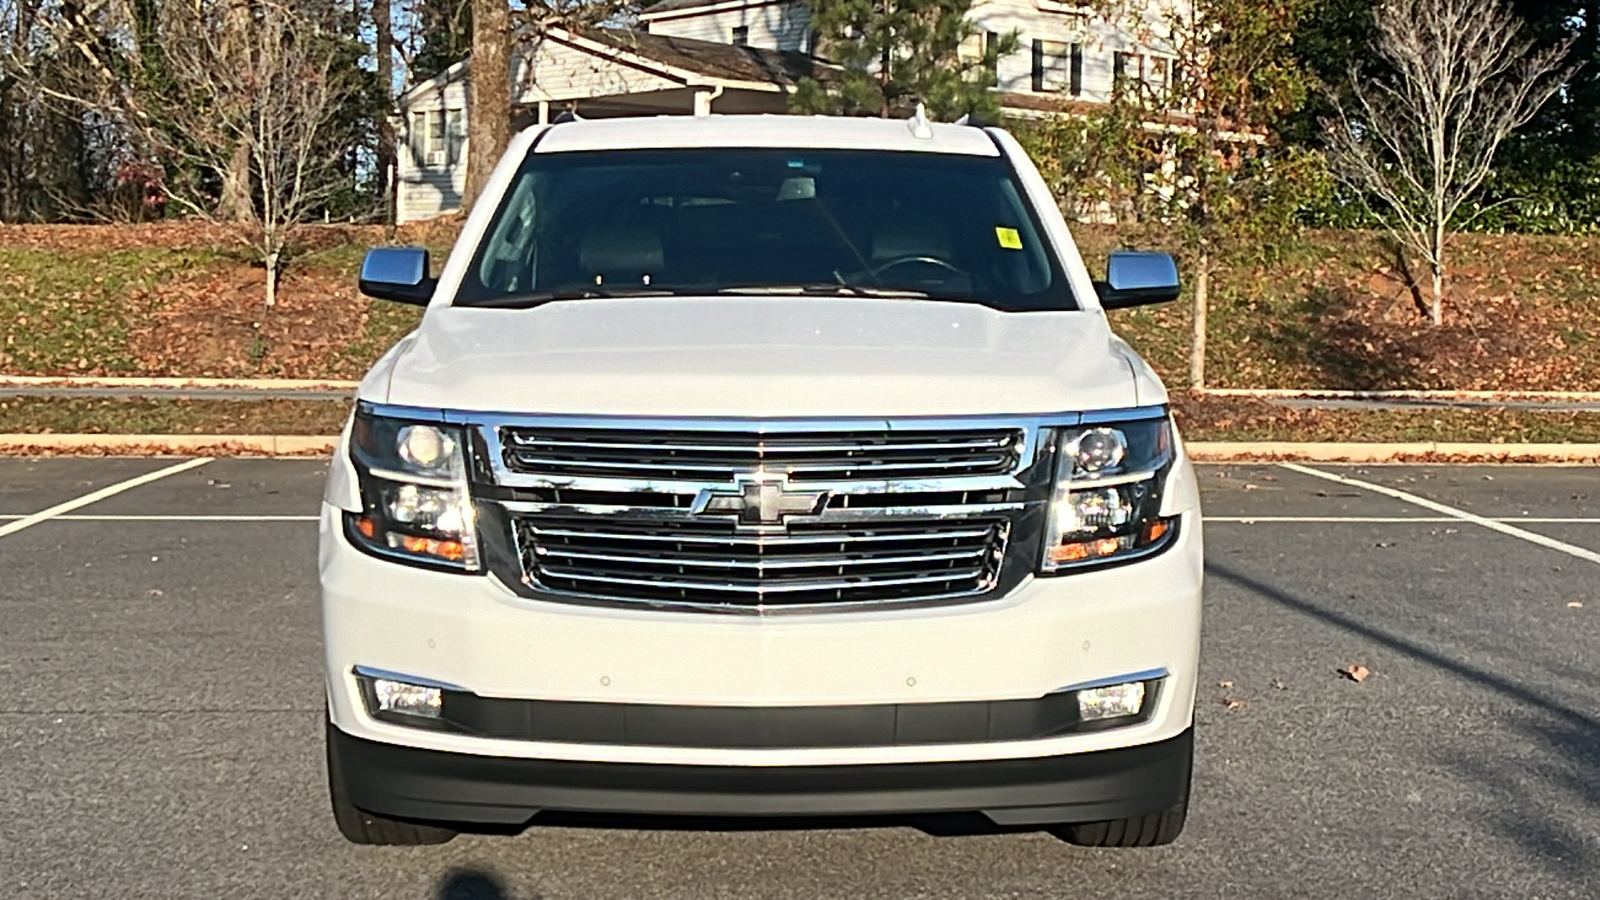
870, 255, 969, 281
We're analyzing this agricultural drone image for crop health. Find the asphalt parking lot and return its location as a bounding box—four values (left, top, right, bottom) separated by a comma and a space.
2, 458, 1597, 899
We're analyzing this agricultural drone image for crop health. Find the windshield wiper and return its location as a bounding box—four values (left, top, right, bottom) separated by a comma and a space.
714, 283, 935, 299
458, 287, 679, 309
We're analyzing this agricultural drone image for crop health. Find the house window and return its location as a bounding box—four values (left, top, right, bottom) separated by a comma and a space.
731, 24, 749, 46
1031, 40, 1083, 96
413, 109, 449, 168
1147, 57, 1170, 92
409, 112, 427, 167
984, 31, 1000, 78
446, 107, 465, 165
1113, 51, 1141, 95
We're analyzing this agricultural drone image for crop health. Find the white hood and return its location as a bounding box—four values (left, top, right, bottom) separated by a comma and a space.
372, 297, 1145, 418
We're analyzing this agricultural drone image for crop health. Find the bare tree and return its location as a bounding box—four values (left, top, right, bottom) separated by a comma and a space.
41, 0, 364, 305
1323, 0, 1574, 326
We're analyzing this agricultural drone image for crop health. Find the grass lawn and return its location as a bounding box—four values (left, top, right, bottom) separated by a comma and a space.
6, 222, 1597, 390
0, 397, 351, 435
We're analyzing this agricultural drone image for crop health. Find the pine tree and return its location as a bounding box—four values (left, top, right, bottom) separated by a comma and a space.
793, 0, 1017, 120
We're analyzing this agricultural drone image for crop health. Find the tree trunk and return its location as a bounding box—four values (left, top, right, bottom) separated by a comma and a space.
264, 248, 279, 307
374, 0, 396, 236
1430, 265, 1443, 326
219, 142, 253, 221
462, 0, 510, 211
1430, 218, 1445, 326
1188, 254, 1209, 390
218, 0, 255, 221
878, 0, 891, 116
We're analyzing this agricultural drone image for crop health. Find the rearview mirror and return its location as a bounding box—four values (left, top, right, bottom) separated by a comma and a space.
1095, 252, 1180, 309
359, 247, 435, 305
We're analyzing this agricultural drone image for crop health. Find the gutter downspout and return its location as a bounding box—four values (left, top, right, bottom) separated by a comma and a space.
693, 84, 726, 117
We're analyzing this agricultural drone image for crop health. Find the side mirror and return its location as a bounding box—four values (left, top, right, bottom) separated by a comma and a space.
359, 247, 435, 305
1095, 251, 1180, 309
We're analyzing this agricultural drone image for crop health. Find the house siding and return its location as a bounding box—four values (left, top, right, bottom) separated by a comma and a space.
396, 75, 469, 224
397, 37, 691, 223
513, 35, 687, 104
645, 2, 812, 52
977, 0, 1181, 104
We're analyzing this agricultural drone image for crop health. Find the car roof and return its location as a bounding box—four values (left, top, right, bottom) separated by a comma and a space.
531, 114, 1003, 157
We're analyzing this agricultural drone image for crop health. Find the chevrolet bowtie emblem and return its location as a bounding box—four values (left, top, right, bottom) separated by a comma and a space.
692, 476, 829, 527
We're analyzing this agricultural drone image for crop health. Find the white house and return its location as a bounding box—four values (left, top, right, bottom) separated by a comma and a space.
396, 28, 834, 222
396, 1, 1183, 222
640, 0, 1181, 111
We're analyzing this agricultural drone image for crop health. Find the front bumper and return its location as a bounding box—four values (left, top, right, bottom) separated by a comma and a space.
321, 493, 1204, 767
329, 719, 1193, 827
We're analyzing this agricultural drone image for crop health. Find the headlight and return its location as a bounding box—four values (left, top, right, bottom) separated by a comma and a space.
345, 412, 480, 571
1040, 417, 1178, 572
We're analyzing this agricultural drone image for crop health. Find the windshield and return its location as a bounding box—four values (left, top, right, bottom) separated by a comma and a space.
455, 147, 1076, 311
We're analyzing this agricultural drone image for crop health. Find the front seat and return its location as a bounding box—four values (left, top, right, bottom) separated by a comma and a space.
578, 210, 666, 287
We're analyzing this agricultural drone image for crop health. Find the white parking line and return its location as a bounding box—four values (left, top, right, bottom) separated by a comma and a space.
1206, 516, 1600, 524
0, 514, 318, 522
0, 458, 213, 540
1281, 462, 1600, 566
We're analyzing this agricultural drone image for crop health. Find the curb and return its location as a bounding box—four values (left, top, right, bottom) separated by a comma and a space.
1199, 387, 1600, 402
1186, 441, 1600, 463
0, 434, 337, 456
0, 434, 1596, 463
0, 375, 360, 391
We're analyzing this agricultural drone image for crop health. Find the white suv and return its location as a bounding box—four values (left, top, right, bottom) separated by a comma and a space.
321, 114, 1203, 848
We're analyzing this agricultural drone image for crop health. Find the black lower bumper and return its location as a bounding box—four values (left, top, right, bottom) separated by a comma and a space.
330, 723, 1193, 829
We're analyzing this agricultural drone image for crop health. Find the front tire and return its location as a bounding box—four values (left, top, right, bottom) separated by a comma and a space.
327, 717, 456, 846
1050, 800, 1187, 847
1050, 749, 1191, 847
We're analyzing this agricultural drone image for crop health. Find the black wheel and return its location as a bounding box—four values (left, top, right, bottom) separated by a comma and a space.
327, 717, 456, 846
1050, 762, 1190, 847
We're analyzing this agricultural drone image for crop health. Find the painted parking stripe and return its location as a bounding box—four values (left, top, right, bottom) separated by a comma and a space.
0, 458, 213, 540
0, 513, 315, 522
1206, 516, 1600, 524
1281, 462, 1600, 566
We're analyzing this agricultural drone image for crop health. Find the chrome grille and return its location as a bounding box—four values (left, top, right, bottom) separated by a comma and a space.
515, 517, 1009, 609
500, 427, 1024, 482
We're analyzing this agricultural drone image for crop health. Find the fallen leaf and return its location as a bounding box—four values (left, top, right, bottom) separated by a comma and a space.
1218, 680, 1234, 688
1271, 679, 1287, 691
1568, 601, 1584, 609
1222, 697, 1247, 711
147, 589, 163, 597
1339, 664, 1370, 683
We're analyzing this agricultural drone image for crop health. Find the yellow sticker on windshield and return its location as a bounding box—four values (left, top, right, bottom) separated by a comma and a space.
996, 226, 1023, 250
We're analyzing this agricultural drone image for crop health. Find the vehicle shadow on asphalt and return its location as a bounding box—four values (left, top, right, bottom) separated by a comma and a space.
1207, 562, 1600, 880
437, 868, 520, 900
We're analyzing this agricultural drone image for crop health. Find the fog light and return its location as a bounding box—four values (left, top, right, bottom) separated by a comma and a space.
1078, 681, 1146, 722
373, 678, 442, 718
